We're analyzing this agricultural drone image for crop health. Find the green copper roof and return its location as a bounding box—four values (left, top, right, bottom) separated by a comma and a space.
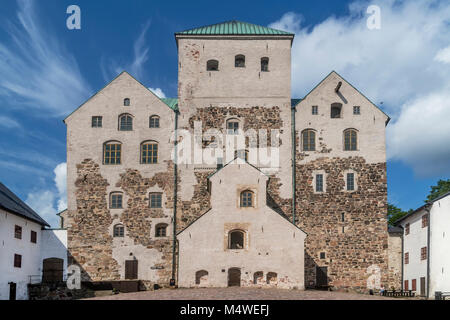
176, 20, 294, 36
161, 98, 179, 111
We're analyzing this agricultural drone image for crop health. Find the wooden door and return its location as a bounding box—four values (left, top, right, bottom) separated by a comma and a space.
125, 260, 138, 279
420, 277, 426, 296
316, 267, 328, 287
9, 282, 16, 300
228, 268, 241, 287
42, 258, 64, 283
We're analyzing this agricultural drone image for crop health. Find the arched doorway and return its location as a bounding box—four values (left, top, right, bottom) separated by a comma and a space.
228, 268, 241, 287
42, 258, 64, 283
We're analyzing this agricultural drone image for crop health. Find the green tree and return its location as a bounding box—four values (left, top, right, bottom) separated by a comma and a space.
387, 204, 412, 226
426, 179, 450, 202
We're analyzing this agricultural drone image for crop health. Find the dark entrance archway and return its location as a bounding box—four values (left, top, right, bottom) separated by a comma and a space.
228, 268, 241, 287
42, 258, 64, 283
316, 266, 328, 288
9, 282, 16, 300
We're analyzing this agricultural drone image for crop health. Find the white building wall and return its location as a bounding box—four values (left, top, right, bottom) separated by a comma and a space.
429, 194, 450, 296
41, 229, 68, 280
401, 209, 428, 295
0, 209, 43, 300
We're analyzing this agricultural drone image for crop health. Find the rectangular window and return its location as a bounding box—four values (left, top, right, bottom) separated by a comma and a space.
412, 279, 417, 291
341, 213, 345, 222
353, 106, 360, 115
149, 117, 160, 128
404, 280, 409, 291
421, 247, 427, 260
110, 193, 123, 209
91, 116, 102, 128
346, 173, 355, 191
150, 193, 162, 208
141, 143, 158, 164
30, 230, 37, 244
316, 174, 323, 192
312, 106, 318, 115
422, 214, 428, 228
405, 223, 410, 235
320, 252, 326, 259
227, 121, 239, 135
14, 225, 22, 239
14, 254, 22, 268
405, 252, 409, 264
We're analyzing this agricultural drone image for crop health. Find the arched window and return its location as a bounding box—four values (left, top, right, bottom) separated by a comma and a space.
302, 129, 316, 151
119, 114, 133, 131
110, 192, 123, 209
253, 271, 264, 285
226, 119, 239, 135
124, 98, 130, 106
113, 224, 124, 237
235, 55, 245, 68
103, 141, 122, 165
149, 115, 160, 128
261, 57, 269, 72
240, 190, 254, 208
266, 272, 277, 284
331, 103, 342, 118
141, 141, 158, 164
344, 129, 358, 151
228, 230, 245, 249
207, 59, 219, 71
155, 223, 167, 237
234, 150, 249, 161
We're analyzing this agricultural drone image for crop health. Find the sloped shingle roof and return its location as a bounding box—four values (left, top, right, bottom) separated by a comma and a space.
0, 182, 49, 227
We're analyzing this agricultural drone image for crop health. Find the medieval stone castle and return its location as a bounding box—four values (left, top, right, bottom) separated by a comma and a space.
63, 21, 399, 292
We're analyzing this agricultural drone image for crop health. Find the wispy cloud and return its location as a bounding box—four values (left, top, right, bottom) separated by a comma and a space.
101, 21, 152, 82
0, 0, 91, 117
0, 115, 21, 129
270, 0, 450, 177
149, 87, 166, 98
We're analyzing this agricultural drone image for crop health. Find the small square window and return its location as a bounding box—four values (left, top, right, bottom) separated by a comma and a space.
14, 225, 22, 239
149, 116, 160, 128
150, 193, 162, 208
14, 254, 22, 268
92, 116, 102, 128
312, 106, 318, 115
320, 252, 326, 259
353, 106, 360, 115
31, 230, 37, 244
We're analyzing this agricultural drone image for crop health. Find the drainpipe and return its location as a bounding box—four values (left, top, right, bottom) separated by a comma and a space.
401, 228, 404, 290
425, 204, 431, 299
171, 111, 179, 284
291, 104, 296, 225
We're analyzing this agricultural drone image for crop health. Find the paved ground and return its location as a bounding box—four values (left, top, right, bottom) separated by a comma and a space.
87, 287, 403, 300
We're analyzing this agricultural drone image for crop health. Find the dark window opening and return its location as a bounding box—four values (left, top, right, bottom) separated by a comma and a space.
150, 193, 162, 208
261, 57, 269, 72
312, 106, 318, 115
347, 173, 355, 191
31, 230, 37, 244
14, 225, 22, 239
344, 129, 357, 151
316, 174, 323, 192
302, 130, 316, 151
227, 120, 239, 135
155, 224, 167, 237
240, 190, 254, 207
353, 106, 361, 115
195, 270, 208, 285
110, 193, 123, 209
229, 230, 244, 249
320, 252, 326, 259
14, 254, 22, 268
104, 143, 121, 165
124, 98, 130, 106
235, 55, 245, 68
119, 114, 133, 131
331, 103, 342, 118
266, 272, 277, 284
141, 142, 158, 164
207, 60, 219, 71
149, 116, 160, 128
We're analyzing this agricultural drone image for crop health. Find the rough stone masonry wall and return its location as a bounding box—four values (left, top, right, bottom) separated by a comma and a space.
295, 156, 388, 292
68, 159, 120, 281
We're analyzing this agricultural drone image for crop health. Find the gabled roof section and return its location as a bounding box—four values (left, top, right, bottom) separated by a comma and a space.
161, 98, 179, 111
299, 71, 391, 125
176, 20, 294, 36
63, 71, 176, 123
0, 182, 50, 227
207, 157, 269, 179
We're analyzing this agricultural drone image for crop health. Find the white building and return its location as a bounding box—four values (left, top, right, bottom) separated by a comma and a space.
395, 192, 450, 298
0, 182, 67, 300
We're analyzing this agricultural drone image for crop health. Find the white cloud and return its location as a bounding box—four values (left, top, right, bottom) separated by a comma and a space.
25, 162, 67, 228
0, 115, 21, 129
54, 162, 67, 212
101, 21, 151, 81
0, 0, 92, 117
435, 46, 450, 64
149, 87, 166, 98
26, 190, 58, 227
270, 0, 450, 177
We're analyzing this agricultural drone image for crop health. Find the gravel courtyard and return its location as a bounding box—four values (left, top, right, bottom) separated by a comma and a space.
86, 287, 403, 300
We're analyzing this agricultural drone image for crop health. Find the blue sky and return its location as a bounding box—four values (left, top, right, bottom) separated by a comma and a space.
0, 0, 449, 227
